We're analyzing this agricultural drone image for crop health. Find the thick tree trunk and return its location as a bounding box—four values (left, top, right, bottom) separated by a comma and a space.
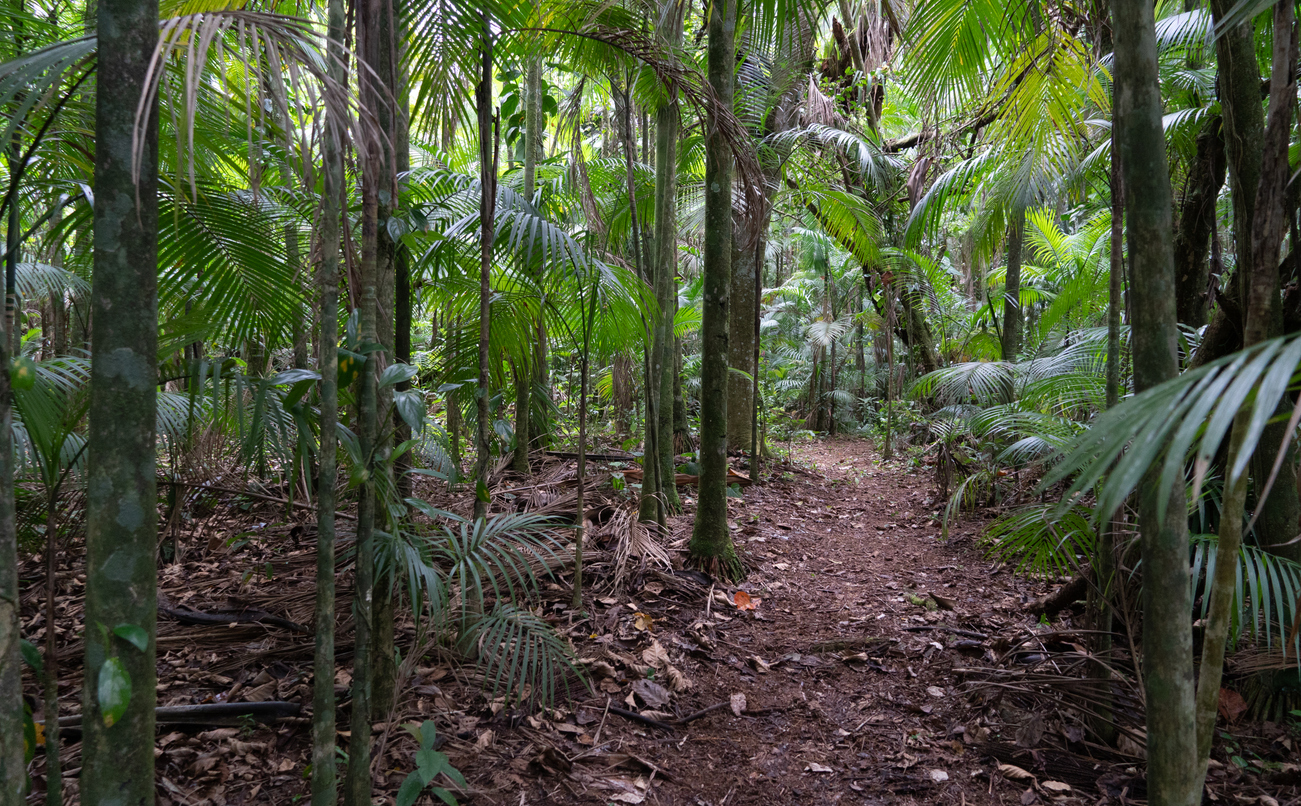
1112, 1, 1199, 803
1172, 116, 1226, 329
81, 0, 160, 800
689, 0, 740, 579
309, 0, 345, 794
473, 22, 496, 521
1000, 207, 1025, 361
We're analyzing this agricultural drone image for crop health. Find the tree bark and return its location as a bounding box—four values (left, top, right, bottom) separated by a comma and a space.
1172, 116, 1226, 329
473, 19, 496, 521
0, 66, 19, 806
649, 0, 683, 513
1000, 207, 1025, 361
81, 0, 160, 799
343, 0, 382, 800
512, 56, 542, 474
1112, 1, 1199, 803
689, 0, 741, 580
1196, 8, 1297, 789
310, 0, 345, 795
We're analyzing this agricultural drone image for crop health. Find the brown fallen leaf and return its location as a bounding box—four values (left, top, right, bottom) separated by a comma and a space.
734, 590, 758, 611
730, 692, 747, 717
1217, 688, 1248, 723
746, 655, 771, 674
998, 763, 1035, 782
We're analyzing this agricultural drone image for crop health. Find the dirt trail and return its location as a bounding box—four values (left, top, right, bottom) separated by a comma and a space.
24, 438, 1295, 805
478, 437, 1040, 806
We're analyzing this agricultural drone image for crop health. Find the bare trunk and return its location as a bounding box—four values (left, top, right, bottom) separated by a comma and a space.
1113, 0, 1198, 801
689, 0, 741, 580
1195, 2, 1297, 788
82, 0, 161, 798
473, 20, 496, 521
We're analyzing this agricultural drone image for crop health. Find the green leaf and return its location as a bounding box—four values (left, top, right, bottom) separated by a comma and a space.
98, 657, 132, 728
20, 639, 43, 675
113, 623, 149, 652
419, 719, 438, 751
379, 363, 419, 389
396, 771, 427, 806
416, 748, 452, 782
476, 479, 491, 503
431, 787, 459, 806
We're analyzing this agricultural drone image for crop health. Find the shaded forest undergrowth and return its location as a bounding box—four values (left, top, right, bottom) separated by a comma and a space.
17, 438, 1301, 805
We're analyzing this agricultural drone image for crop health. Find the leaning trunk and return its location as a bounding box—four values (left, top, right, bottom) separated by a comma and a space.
81, 0, 161, 799
1172, 116, 1226, 329
1113, 0, 1199, 803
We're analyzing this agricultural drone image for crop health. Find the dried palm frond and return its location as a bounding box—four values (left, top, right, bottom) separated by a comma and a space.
596, 505, 671, 591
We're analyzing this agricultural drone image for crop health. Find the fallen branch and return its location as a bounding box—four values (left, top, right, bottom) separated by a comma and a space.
158, 601, 310, 634
51, 701, 301, 732
1024, 574, 1089, 618
605, 705, 676, 732
901, 625, 988, 640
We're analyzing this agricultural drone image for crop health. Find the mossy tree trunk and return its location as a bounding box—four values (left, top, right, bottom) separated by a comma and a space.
81, 0, 160, 800
649, 0, 684, 511
689, 0, 740, 580
513, 56, 542, 474
1112, 0, 1198, 802
310, 0, 346, 794
343, 0, 382, 800
1195, 2, 1297, 787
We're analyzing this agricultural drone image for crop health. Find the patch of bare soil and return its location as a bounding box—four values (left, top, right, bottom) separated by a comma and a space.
18, 437, 1301, 805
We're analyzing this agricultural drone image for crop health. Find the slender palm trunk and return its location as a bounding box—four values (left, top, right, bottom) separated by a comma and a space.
0, 101, 19, 806
82, 0, 160, 798
473, 19, 496, 521
1112, 0, 1198, 802
368, 0, 404, 723
883, 284, 895, 460
42, 498, 61, 806
311, 0, 347, 796
513, 57, 541, 474
689, 0, 740, 579
650, 0, 683, 513
344, 0, 382, 800
1001, 207, 1024, 361
1195, 1, 1297, 785
571, 298, 595, 610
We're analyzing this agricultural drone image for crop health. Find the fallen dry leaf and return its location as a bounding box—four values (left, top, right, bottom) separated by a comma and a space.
632, 612, 654, 632
1217, 688, 1248, 723
998, 763, 1035, 782
730, 692, 747, 717
1040, 781, 1071, 794
805, 762, 833, 773
734, 590, 757, 610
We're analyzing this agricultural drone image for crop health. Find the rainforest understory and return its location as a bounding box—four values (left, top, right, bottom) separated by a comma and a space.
15, 439, 1301, 806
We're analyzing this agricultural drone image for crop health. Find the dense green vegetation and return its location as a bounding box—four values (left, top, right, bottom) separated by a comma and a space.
3, 0, 1301, 803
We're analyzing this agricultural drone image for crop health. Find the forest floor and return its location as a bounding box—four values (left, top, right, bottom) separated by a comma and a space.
17, 437, 1301, 805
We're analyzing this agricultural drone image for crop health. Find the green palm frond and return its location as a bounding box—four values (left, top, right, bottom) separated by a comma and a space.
983, 502, 1096, 579
458, 603, 583, 707
1043, 334, 1301, 528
